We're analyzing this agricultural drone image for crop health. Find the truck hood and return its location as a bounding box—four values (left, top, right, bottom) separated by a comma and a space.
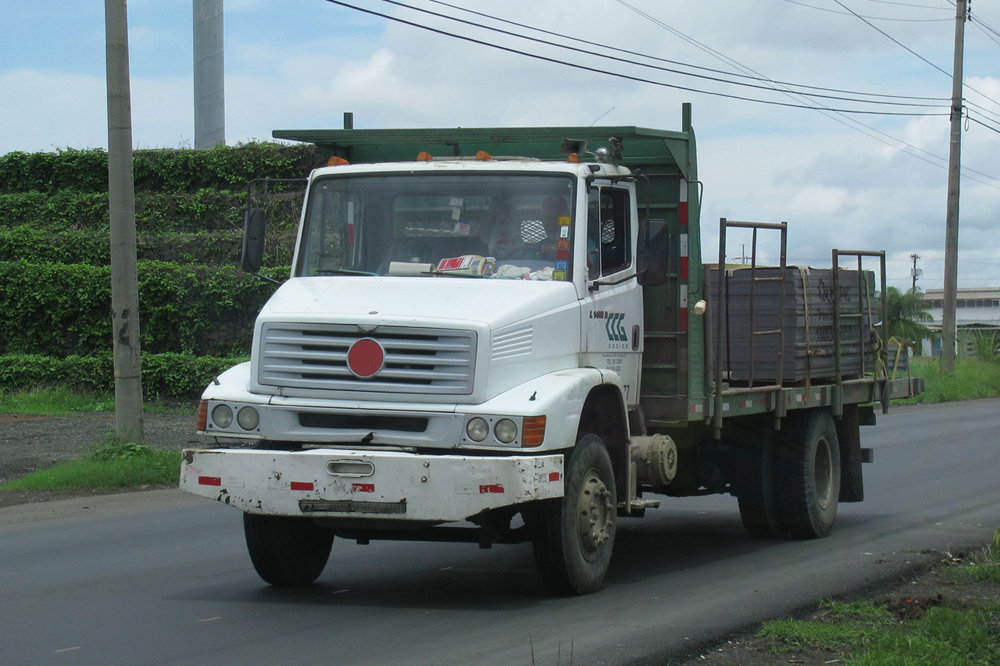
258, 276, 579, 330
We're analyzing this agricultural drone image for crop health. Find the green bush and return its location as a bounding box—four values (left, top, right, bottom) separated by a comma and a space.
0, 226, 298, 266
0, 143, 324, 194
0, 352, 246, 399
0, 260, 284, 356
0, 188, 304, 234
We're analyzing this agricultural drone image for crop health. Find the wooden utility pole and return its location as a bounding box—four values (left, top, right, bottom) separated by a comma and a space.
105, 0, 144, 443
940, 0, 967, 373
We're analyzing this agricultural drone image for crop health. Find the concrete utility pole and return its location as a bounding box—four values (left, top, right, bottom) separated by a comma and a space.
941, 0, 967, 373
194, 0, 225, 148
105, 0, 144, 442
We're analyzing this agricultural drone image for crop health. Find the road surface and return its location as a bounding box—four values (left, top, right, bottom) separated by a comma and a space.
1, 400, 997, 664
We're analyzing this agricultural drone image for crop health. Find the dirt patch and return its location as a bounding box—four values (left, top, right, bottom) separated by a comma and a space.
0, 406, 206, 509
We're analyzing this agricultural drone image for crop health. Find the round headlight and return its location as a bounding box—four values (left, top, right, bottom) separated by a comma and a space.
237, 406, 260, 430
494, 418, 518, 444
211, 404, 233, 428
466, 417, 489, 442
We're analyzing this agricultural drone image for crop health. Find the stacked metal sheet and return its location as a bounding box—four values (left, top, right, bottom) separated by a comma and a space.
707, 266, 878, 384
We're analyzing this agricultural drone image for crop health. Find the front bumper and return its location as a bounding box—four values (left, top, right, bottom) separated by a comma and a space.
180, 448, 564, 522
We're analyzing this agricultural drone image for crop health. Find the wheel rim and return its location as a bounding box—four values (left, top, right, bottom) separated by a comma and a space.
577, 468, 614, 562
814, 437, 834, 510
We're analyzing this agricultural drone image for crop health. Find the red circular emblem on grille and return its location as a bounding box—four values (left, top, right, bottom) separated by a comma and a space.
347, 338, 385, 378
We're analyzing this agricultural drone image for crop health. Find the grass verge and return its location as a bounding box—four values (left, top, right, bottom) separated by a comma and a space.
0, 440, 182, 492
0, 384, 194, 415
755, 528, 1000, 665
901, 356, 1000, 404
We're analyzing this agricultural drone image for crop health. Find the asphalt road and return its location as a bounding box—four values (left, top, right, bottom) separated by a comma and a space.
1, 400, 998, 665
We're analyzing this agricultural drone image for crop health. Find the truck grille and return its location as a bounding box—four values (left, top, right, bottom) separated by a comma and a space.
258, 323, 477, 395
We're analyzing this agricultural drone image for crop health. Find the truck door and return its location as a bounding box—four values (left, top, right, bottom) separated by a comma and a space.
582, 184, 643, 407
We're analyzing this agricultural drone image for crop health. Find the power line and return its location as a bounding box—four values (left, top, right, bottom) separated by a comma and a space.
428, 0, 948, 102
832, 0, 952, 76
372, 0, 946, 110
323, 0, 949, 116
968, 114, 1000, 135
842, 0, 1000, 115
784, 0, 951, 21
863, 0, 953, 9
614, 0, 1000, 188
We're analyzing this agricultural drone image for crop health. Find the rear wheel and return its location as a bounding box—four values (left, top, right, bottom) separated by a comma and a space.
243, 513, 334, 586
532, 433, 617, 595
775, 410, 841, 538
736, 433, 782, 537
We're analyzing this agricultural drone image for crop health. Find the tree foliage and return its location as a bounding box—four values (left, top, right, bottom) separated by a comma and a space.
882, 287, 933, 349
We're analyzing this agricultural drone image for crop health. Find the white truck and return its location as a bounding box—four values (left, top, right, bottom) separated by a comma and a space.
180, 105, 921, 594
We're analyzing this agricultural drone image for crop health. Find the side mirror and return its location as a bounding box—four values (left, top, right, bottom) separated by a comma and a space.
241, 207, 266, 274
637, 218, 668, 286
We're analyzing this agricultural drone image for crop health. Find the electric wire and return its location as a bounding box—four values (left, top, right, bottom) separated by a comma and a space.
371, 0, 945, 109
323, 0, 949, 116
832, 0, 952, 76
617, 0, 1000, 188
428, 0, 948, 102
784, 0, 951, 21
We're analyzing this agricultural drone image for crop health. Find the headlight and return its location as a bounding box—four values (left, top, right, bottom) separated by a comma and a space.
211, 404, 233, 428
494, 418, 518, 444
237, 406, 260, 430
466, 417, 489, 442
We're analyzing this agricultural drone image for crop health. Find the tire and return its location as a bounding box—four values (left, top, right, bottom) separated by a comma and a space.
775, 410, 841, 539
243, 513, 334, 586
531, 433, 617, 595
735, 433, 782, 538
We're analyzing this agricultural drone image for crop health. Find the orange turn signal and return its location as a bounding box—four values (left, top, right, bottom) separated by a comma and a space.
521, 416, 546, 447
417, 151, 433, 161
196, 400, 208, 431
327, 156, 350, 166
475, 150, 492, 161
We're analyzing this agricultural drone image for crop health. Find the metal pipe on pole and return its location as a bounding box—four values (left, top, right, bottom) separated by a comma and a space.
940, 0, 967, 374
194, 0, 225, 149
105, 0, 144, 443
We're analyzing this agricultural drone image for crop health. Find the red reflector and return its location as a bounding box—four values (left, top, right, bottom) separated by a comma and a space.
198, 476, 222, 486
479, 484, 504, 494
352, 483, 375, 493
548, 472, 561, 482
290, 481, 314, 491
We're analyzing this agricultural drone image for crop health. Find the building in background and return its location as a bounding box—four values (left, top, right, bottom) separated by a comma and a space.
921, 288, 1000, 357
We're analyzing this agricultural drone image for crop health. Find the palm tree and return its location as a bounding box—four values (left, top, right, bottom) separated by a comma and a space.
882, 286, 933, 351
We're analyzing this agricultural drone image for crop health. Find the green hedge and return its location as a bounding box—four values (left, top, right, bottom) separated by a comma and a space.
0, 143, 325, 194
0, 226, 298, 266
0, 353, 246, 399
0, 188, 304, 233
0, 260, 285, 357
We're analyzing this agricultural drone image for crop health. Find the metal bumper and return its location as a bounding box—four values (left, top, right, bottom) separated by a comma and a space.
180, 448, 564, 522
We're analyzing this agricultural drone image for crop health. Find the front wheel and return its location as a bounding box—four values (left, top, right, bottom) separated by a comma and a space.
531, 433, 617, 595
243, 513, 334, 586
775, 410, 841, 539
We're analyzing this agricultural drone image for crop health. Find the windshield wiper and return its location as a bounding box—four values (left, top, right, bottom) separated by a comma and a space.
315, 269, 377, 276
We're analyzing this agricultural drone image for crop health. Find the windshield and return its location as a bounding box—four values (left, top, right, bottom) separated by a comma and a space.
297, 172, 575, 281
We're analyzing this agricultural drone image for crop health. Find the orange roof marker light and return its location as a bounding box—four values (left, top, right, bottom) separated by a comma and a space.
475, 150, 492, 161
567, 153, 580, 163
416, 151, 433, 161
327, 156, 350, 166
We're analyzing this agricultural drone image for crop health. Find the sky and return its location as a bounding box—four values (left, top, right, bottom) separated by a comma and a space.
2, 0, 998, 292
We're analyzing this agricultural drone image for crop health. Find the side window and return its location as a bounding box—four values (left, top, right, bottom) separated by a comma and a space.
586, 186, 631, 278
